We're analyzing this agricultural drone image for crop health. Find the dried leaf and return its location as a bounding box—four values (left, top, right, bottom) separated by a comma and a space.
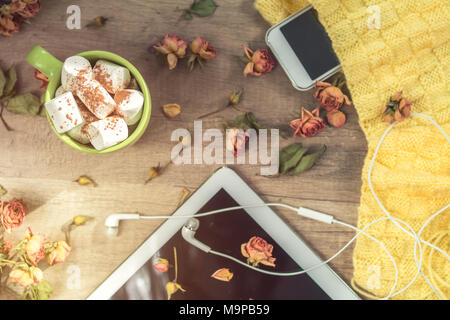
293, 145, 327, 174
177, 188, 191, 207
74, 175, 97, 187
166, 281, 186, 300
279, 143, 308, 174
145, 162, 170, 184
186, 0, 217, 18
162, 103, 181, 118
4, 66, 17, 97
0, 185, 6, 197
0, 67, 6, 97
229, 112, 261, 131
211, 268, 234, 282
6, 93, 41, 116
73, 215, 93, 226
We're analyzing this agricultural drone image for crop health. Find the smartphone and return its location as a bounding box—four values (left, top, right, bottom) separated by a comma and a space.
266, 6, 340, 91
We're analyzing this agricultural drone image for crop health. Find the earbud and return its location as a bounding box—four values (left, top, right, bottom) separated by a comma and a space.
104, 213, 140, 236
181, 218, 211, 253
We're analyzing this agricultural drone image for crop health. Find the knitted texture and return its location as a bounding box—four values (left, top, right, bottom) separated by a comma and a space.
255, 0, 449, 299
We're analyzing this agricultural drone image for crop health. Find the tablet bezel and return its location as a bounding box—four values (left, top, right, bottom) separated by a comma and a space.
87, 167, 359, 300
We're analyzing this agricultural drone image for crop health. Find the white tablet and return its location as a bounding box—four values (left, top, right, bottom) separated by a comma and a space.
88, 167, 359, 300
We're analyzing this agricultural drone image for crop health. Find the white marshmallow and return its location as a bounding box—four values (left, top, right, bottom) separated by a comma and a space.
76, 79, 116, 119
93, 60, 131, 94
61, 56, 93, 92
55, 85, 67, 97
114, 89, 144, 125
45, 92, 84, 134
67, 98, 99, 144
87, 117, 129, 151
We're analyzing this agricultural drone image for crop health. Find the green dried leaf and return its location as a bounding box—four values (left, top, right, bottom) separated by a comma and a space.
183, 11, 193, 20
6, 93, 41, 115
39, 94, 46, 117
0, 68, 5, 97
0, 185, 6, 197
23, 280, 53, 300
293, 145, 327, 174
188, 0, 217, 17
279, 143, 308, 174
4, 66, 17, 97
230, 112, 261, 131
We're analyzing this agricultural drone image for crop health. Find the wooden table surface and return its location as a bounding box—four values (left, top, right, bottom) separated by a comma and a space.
0, 0, 367, 299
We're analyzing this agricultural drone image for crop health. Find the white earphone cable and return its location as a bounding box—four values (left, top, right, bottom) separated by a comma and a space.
108, 113, 449, 300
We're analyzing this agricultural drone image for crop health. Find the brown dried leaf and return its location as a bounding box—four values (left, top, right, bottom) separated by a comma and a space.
177, 188, 191, 207
162, 103, 181, 118
74, 175, 97, 187
145, 162, 171, 184
211, 268, 234, 282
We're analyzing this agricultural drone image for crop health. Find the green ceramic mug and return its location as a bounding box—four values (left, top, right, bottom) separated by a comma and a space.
26, 45, 151, 154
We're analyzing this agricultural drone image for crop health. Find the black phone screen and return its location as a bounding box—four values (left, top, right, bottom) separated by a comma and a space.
280, 9, 339, 80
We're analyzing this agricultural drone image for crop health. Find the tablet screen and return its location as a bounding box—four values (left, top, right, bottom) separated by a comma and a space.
111, 189, 330, 300
280, 9, 340, 80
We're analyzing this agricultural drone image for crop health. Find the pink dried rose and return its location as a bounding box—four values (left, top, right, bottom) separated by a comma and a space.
0, 0, 41, 36
241, 236, 276, 267
190, 36, 216, 60
226, 128, 249, 157
153, 258, 169, 273
24, 228, 46, 266
327, 110, 346, 128
211, 268, 234, 282
11, 0, 41, 19
289, 107, 326, 138
1, 198, 28, 233
9, 266, 43, 287
34, 69, 49, 90
46, 240, 71, 266
0, 236, 12, 255
314, 81, 351, 112
153, 34, 187, 70
188, 36, 217, 71
242, 45, 275, 77
0, 13, 20, 36
381, 91, 412, 123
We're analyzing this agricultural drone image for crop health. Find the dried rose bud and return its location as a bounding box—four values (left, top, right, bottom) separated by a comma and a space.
166, 281, 186, 300
314, 81, 352, 112
229, 87, 243, 106
289, 107, 326, 138
153, 34, 187, 70
87, 16, 108, 27
145, 162, 170, 184
327, 110, 346, 128
34, 69, 49, 90
211, 268, 234, 282
242, 45, 275, 77
226, 128, 249, 157
190, 36, 216, 60
153, 258, 169, 272
162, 103, 181, 118
381, 91, 412, 123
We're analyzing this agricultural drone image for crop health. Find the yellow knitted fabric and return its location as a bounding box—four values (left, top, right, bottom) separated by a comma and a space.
255, 0, 450, 299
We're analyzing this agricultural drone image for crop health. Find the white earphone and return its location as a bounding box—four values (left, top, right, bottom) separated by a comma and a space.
104, 113, 449, 300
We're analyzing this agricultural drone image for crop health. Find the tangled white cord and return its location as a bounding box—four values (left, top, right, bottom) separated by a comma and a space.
124, 113, 449, 300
